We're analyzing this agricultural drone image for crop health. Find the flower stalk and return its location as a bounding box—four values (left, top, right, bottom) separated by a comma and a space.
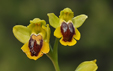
47, 38, 60, 71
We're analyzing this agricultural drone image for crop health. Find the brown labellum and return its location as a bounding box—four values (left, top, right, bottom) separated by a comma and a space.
61, 22, 75, 42
28, 34, 43, 56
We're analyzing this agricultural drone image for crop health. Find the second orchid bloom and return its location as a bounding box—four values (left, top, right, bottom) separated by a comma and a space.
13, 18, 50, 60
48, 8, 88, 46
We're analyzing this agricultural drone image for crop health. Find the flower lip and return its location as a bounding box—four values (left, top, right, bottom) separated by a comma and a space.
60, 21, 75, 42
28, 34, 43, 56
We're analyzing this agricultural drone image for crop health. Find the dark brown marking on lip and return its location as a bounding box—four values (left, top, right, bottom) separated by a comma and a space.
28, 34, 43, 56
61, 22, 75, 42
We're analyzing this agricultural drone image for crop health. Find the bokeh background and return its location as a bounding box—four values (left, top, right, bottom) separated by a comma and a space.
0, 0, 113, 71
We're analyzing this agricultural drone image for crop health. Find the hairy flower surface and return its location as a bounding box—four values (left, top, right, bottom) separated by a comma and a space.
13, 18, 50, 60
48, 8, 88, 46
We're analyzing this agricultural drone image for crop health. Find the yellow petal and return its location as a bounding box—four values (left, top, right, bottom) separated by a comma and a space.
21, 42, 43, 60
75, 59, 98, 71
42, 24, 51, 43
41, 41, 50, 53
46, 24, 51, 43
73, 28, 81, 40
60, 38, 77, 46
54, 27, 62, 38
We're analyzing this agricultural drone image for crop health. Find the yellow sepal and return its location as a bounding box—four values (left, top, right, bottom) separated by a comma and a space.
47, 13, 60, 28
13, 25, 31, 43
72, 14, 88, 28
28, 18, 46, 29
27, 18, 47, 34
59, 8, 74, 22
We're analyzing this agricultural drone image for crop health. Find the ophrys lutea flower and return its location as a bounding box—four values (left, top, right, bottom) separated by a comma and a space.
13, 18, 50, 60
48, 8, 88, 46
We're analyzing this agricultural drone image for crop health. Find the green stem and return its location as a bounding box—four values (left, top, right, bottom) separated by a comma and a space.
47, 38, 60, 71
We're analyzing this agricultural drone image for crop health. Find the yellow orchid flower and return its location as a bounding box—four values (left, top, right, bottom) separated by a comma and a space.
75, 59, 98, 71
47, 8, 88, 46
13, 18, 50, 60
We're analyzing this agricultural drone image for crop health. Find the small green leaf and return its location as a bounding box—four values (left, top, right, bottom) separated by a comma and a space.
72, 14, 88, 28
13, 25, 31, 43
47, 13, 60, 28
75, 59, 98, 71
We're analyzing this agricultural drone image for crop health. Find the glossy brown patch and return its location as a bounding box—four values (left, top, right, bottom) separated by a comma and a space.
28, 34, 43, 56
61, 22, 75, 42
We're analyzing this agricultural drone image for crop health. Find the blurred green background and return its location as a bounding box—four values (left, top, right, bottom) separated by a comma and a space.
0, 0, 113, 71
